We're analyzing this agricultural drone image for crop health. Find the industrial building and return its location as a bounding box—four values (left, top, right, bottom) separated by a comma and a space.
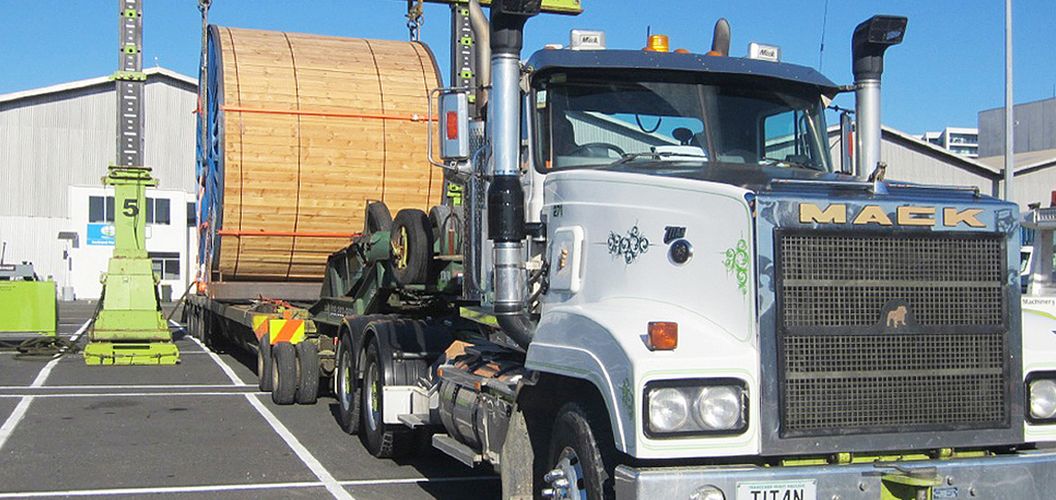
0, 67, 197, 300
920, 127, 979, 157
826, 125, 1056, 210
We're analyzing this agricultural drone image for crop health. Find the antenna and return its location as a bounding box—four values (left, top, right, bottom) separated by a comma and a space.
1, 241, 6, 265
818, 0, 830, 70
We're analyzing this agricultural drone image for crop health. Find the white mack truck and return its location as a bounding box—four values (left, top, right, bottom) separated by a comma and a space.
192, 1, 1056, 498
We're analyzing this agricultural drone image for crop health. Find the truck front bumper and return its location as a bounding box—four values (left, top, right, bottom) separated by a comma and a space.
615, 450, 1056, 499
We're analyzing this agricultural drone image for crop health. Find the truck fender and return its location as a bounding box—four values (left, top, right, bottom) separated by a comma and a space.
525, 312, 633, 453
359, 318, 453, 387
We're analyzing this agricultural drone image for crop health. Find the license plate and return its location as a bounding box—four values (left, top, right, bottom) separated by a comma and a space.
735, 479, 817, 500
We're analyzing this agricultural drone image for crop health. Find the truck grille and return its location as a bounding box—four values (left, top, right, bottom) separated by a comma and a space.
777, 231, 1009, 436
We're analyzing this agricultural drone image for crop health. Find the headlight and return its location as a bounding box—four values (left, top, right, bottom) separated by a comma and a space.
695, 386, 742, 430
645, 379, 747, 437
1030, 378, 1056, 421
647, 387, 689, 433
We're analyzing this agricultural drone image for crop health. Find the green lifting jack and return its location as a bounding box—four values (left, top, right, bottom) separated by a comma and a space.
84, 0, 179, 365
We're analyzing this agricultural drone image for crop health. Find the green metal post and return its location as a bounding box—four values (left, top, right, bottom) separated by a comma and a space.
83, 0, 178, 365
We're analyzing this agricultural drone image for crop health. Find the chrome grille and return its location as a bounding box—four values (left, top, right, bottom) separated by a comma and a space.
781, 233, 1004, 327
777, 231, 1009, 436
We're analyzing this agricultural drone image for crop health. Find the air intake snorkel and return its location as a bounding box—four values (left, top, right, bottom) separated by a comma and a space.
851, 15, 907, 184
487, 0, 540, 348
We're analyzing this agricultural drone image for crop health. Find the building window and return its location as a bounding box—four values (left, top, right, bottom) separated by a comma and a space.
145, 198, 171, 225
148, 252, 180, 280
187, 202, 196, 227
89, 195, 115, 223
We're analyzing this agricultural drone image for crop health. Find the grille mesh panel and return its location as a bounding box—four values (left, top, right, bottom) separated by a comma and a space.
777, 232, 1009, 436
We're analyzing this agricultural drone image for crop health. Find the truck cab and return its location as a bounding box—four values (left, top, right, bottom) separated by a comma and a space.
439, 11, 1056, 498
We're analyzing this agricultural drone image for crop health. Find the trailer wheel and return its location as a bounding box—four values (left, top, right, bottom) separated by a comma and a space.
544, 402, 617, 500
390, 209, 434, 286
335, 335, 360, 434
257, 334, 273, 392
365, 201, 393, 234
271, 342, 298, 405
295, 341, 320, 404
360, 341, 412, 458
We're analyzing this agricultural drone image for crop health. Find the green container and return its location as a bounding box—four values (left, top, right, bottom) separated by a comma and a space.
0, 280, 57, 337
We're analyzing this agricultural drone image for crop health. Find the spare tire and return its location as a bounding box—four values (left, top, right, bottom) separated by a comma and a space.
365, 202, 393, 235
390, 209, 433, 286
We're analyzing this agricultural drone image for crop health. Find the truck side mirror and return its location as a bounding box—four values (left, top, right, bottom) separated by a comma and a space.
439, 91, 470, 161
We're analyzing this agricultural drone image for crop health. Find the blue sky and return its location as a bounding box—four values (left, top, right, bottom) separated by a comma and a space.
0, 0, 1053, 136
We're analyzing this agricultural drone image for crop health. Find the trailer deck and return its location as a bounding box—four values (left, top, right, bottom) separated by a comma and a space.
0, 301, 499, 499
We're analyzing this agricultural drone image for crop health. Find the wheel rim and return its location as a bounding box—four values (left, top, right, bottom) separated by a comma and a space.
365, 361, 380, 431
544, 446, 587, 500
338, 349, 352, 410
390, 226, 409, 270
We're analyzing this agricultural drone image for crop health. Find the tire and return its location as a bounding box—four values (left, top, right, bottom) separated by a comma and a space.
365, 202, 393, 234
295, 341, 320, 405
390, 209, 434, 286
271, 342, 298, 405
335, 333, 360, 434
257, 333, 273, 392
545, 402, 618, 500
428, 205, 456, 255
360, 341, 412, 458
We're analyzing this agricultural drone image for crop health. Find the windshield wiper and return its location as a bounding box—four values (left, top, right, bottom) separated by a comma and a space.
759, 156, 824, 172
608, 151, 704, 167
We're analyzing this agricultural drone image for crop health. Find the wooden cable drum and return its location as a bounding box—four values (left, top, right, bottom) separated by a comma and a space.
197, 26, 443, 282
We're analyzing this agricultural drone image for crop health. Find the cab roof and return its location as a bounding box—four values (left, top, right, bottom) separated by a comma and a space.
526, 49, 842, 96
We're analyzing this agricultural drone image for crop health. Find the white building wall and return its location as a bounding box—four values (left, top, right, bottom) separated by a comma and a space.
0, 71, 197, 300
66, 185, 194, 300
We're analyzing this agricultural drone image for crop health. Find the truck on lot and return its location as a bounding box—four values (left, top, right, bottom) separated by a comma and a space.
188, 2, 1056, 498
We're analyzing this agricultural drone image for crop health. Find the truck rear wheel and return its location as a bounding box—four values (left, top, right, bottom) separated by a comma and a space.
360, 341, 412, 458
544, 402, 617, 500
335, 335, 360, 434
257, 334, 273, 392
390, 209, 434, 286
271, 342, 298, 405
295, 341, 320, 405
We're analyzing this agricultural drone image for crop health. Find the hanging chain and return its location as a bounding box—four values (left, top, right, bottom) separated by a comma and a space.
406, 0, 424, 41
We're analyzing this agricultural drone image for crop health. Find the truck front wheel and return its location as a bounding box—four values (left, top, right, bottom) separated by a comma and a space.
544, 402, 617, 500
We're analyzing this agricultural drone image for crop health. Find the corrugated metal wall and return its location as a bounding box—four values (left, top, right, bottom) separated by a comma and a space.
0, 75, 197, 218
829, 133, 997, 197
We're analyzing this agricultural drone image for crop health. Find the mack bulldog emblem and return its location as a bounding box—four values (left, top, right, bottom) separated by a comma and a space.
886, 305, 908, 328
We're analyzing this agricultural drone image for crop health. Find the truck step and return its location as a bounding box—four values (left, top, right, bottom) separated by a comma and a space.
431, 434, 481, 468
397, 413, 430, 428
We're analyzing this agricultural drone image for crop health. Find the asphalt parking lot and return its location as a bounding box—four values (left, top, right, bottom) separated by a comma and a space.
0, 301, 500, 499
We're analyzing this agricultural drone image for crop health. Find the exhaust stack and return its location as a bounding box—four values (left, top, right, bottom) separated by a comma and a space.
851, 15, 907, 179
487, 1, 540, 348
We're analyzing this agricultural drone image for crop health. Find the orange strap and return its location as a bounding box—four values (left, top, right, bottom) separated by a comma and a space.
218, 229, 360, 239
221, 105, 435, 123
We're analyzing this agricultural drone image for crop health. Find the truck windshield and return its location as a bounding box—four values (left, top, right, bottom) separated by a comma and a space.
533, 74, 832, 173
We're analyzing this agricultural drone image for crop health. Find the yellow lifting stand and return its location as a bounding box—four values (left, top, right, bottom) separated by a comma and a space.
83, 0, 178, 365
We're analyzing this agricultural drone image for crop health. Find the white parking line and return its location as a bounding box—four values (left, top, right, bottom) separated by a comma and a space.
0, 476, 498, 498
190, 328, 353, 500
0, 392, 264, 399
0, 318, 91, 452
0, 383, 255, 391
